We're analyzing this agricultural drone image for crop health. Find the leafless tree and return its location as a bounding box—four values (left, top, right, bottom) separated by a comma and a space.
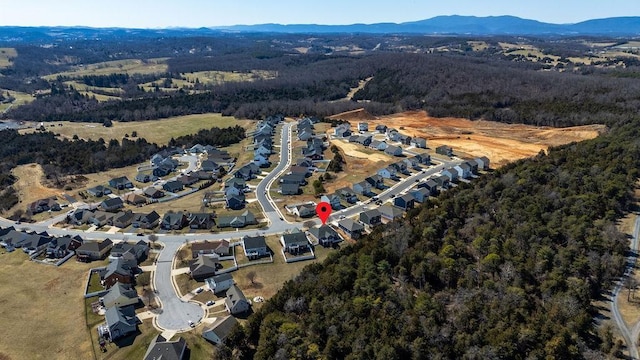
246, 271, 257, 286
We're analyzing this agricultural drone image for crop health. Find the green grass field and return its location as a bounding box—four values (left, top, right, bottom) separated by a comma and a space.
42, 58, 169, 80
0, 48, 16, 68
19, 113, 249, 144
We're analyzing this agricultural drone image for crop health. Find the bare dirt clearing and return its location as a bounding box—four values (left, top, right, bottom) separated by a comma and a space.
333, 110, 604, 167
9, 164, 63, 209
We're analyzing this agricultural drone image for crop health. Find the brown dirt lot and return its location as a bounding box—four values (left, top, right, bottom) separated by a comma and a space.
332, 110, 605, 167
7, 164, 65, 213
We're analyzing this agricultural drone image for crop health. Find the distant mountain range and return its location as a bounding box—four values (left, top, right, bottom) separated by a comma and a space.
217, 16, 640, 35
1, 16, 639, 43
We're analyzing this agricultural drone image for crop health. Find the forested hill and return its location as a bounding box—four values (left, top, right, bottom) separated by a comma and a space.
223, 120, 640, 358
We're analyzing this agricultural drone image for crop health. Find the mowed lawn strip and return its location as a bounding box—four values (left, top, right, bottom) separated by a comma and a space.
0, 252, 103, 360
19, 113, 250, 145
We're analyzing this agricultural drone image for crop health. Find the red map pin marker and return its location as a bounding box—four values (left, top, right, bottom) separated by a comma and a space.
316, 201, 331, 225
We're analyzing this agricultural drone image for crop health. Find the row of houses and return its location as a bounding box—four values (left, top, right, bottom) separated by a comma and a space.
278, 117, 325, 195
0, 226, 83, 257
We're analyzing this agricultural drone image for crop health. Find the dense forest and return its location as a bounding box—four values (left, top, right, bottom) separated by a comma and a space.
223, 120, 640, 359
0, 125, 245, 211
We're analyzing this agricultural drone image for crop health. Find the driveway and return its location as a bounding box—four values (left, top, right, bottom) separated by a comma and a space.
153, 240, 204, 331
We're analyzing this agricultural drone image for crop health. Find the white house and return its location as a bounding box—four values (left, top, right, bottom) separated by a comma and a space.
205, 273, 235, 293
202, 316, 239, 345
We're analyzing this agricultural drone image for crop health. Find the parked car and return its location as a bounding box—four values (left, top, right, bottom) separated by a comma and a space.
195, 287, 203, 294
188, 320, 195, 327
206, 300, 214, 306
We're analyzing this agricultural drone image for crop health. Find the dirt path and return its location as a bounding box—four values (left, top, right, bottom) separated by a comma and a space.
9, 164, 63, 213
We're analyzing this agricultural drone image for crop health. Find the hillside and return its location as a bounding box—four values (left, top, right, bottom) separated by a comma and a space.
225, 120, 640, 359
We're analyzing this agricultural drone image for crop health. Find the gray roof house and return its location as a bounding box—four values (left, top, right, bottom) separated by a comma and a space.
336, 187, 358, 204
394, 194, 416, 210
190, 254, 219, 281
410, 187, 431, 203
292, 203, 316, 218
369, 140, 388, 151
476, 156, 490, 170
280, 228, 310, 254
320, 193, 342, 210
454, 162, 472, 179
378, 205, 405, 221
225, 285, 251, 315
436, 145, 453, 157
202, 316, 239, 345
353, 181, 372, 195
309, 225, 342, 247
161, 211, 189, 230
280, 183, 301, 195
76, 239, 113, 261
143, 187, 164, 199
163, 180, 184, 193
205, 273, 235, 294
337, 218, 365, 239
143, 335, 187, 360
418, 179, 439, 196
87, 185, 112, 197
359, 209, 382, 227
132, 211, 160, 229
384, 145, 403, 157
242, 235, 269, 259
411, 137, 427, 148
441, 168, 458, 182
365, 175, 385, 190
100, 305, 137, 341
100, 282, 139, 308
108, 176, 133, 190
217, 210, 258, 228
100, 197, 124, 212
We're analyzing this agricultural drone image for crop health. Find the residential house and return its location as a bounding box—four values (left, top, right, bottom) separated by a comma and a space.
27, 197, 60, 214
418, 179, 439, 196
280, 228, 310, 254
225, 285, 251, 315
280, 183, 301, 195
143, 187, 164, 199
297, 128, 313, 141
290, 166, 311, 177
46, 235, 83, 258
99, 305, 137, 341
132, 211, 160, 229
143, 335, 187, 360
377, 166, 398, 179
410, 187, 431, 203
309, 225, 342, 247
205, 273, 235, 294
89, 211, 115, 227
415, 153, 431, 165
436, 145, 453, 157
191, 240, 230, 258
378, 205, 405, 221
226, 194, 245, 210
100, 197, 124, 212
441, 168, 459, 182
100, 257, 134, 288
189, 144, 207, 154
200, 160, 220, 172
353, 181, 372, 196
357, 122, 368, 132
433, 175, 451, 189
375, 124, 388, 134
403, 157, 419, 170
336, 187, 358, 204
208, 149, 233, 164
124, 193, 147, 206
234, 163, 260, 181
194, 170, 215, 180
76, 239, 113, 261
68, 208, 93, 225
302, 146, 324, 160
87, 185, 111, 197
110, 240, 149, 264
225, 178, 247, 192
454, 162, 472, 179
398, 134, 412, 145
466, 159, 479, 174
411, 137, 427, 148
475, 156, 490, 170
333, 124, 352, 138
386, 128, 400, 141
177, 174, 199, 186
108, 176, 133, 190
110, 210, 136, 228
390, 161, 408, 174
188, 213, 216, 229
161, 211, 189, 230
100, 282, 139, 308
217, 210, 258, 228
280, 173, 307, 185
384, 145, 403, 157
365, 175, 385, 190
253, 154, 270, 168
242, 235, 268, 259
190, 254, 219, 281
134, 172, 156, 183
292, 203, 316, 218
163, 180, 184, 193
359, 209, 382, 227
202, 316, 239, 345
19, 234, 53, 254
394, 194, 416, 210
337, 218, 364, 239
320, 193, 342, 210
296, 157, 314, 168
369, 140, 388, 151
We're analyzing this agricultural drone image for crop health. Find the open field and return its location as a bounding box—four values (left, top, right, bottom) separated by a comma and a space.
8, 164, 65, 214
42, 58, 169, 80
180, 70, 277, 85
0, 47, 16, 68
19, 113, 248, 144
334, 109, 604, 167
0, 251, 105, 360
0, 89, 35, 112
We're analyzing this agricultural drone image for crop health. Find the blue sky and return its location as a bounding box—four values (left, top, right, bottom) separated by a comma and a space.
1, 0, 638, 28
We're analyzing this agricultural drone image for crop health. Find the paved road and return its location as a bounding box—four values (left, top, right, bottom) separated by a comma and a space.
154, 241, 204, 331
0, 120, 464, 332
611, 215, 640, 359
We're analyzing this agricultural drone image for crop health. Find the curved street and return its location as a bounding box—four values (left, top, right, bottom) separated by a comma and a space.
0, 120, 463, 332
